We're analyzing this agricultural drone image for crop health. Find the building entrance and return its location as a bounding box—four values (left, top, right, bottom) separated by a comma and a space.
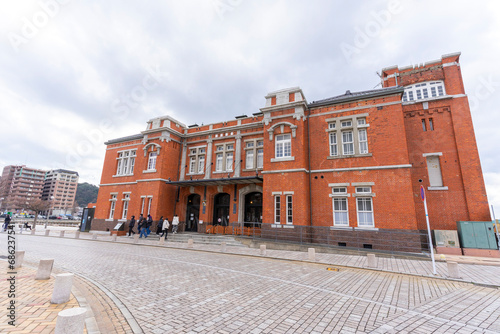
213, 193, 230, 226
185, 194, 200, 232
244, 192, 262, 226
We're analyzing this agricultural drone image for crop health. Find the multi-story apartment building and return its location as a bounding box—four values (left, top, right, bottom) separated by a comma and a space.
93, 53, 491, 250
41, 169, 79, 215
0, 165, 46, 212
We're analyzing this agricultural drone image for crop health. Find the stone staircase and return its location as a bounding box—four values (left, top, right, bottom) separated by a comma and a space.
142, 232, 248, 247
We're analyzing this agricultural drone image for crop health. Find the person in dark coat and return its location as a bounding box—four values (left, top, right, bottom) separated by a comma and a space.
146, 214, 153, 236
128, 216, 136, 236
156, 216, 163, 235
139, 215, 148, 238
3, 215, 11, 232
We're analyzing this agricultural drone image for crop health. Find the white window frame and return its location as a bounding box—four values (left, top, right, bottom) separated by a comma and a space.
286, 195, 293, 224
244, 139, 264, 170
147, 197, 152, 216
275, 134, 291, 159
358, 129, 368, 154
402, 81, 446, 102
342, 131, 354, 155
329, 132, 338, 156
147, 152, 157, 171
116, 150, 136, 176
333, 197, 349, 226
213, 143, 234, 173
327, 115, 369, 158
140, 197, 146, 215
121, 193, 130, 219
274, 195, 281, 224
109, 194, 117, 219
187, 146, 206, 175
356, 197, 374, 227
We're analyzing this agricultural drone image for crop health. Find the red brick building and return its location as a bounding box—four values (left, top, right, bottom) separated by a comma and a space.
93, 52, 490, 249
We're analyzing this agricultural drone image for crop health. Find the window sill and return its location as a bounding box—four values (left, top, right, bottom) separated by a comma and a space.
330, 226, 352, 230
242, 168, 263, 172
354, 226, 378, 231
271, 224, 282, 228
327, 153, 372, 159
212, 171, 233, 174
143, 169, 157, 174
118, 219, 127, 222
186, 172, 204, 176
402, 95, 450, 105
283, 224, 294, 229
105, 219, 115, 222
271, 157, 295, 162
428, 186, 448, 191
112, 174, 134, 178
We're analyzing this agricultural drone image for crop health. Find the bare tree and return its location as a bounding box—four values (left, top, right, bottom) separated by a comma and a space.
22, 198, 52, 228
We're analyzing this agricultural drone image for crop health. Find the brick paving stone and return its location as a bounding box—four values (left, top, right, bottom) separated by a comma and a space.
2, 232, 500, 333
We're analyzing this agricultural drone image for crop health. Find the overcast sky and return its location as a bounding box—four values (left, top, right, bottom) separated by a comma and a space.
1, 1, 499, 214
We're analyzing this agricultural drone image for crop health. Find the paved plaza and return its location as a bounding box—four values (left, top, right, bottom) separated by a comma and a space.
0, 230, 499, 333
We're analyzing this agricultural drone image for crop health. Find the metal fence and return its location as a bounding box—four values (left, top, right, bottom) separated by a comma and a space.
205, 222, 431, 255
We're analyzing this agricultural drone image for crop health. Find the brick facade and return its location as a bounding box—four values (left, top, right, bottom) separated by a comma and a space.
93, 53, 491, 250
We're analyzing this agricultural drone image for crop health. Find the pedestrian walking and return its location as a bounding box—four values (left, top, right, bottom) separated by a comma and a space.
3, 214, 11, 232
128, 216, 136, 236
160, 217, 170, 238
146, 214, 153, 236
172, 215, 179, 234
156, 216, 164, 235
139, 216, 148, 238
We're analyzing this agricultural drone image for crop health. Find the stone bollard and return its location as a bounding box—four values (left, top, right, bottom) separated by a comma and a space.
112, 234, 117, 242
35, 259, 54, 280
59, 231, 65, 238
367, 253, 377, 268
31, 229, 36, 235
159, 236, 165, 245
51, 273, 74, 304
54, 307, 87, 334
221, 242, 227, 252
92, 233, 98, 240
133, 234, 140, 244
308, 248, 316, 261
45, 229, 50, 236
187, 239, 194, 249
447, 261, 460, 279
74, 231, 80, 239
260, 245, 266, 256
14, 250, 25, 268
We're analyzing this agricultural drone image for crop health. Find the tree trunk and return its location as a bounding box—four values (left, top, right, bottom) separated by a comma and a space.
33, 213, 39, 228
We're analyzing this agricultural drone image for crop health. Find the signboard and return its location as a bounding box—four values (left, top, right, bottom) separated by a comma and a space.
420, 185, 425, 201
114, 223, 123, 230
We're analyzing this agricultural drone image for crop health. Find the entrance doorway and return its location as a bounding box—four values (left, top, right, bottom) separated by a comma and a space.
213, 193, 230, 226
185, 194, 200, 232
244, 192, 262, 227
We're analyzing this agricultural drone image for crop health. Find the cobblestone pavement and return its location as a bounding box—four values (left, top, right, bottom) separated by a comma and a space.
1, 232, 499, 333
